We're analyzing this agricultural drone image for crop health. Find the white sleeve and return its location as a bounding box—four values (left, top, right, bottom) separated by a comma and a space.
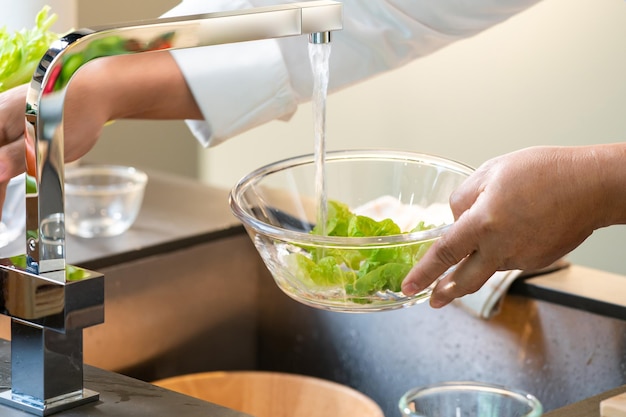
162, 0, 541, 147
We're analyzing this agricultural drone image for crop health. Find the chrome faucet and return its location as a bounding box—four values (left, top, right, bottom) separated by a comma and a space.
0, 1, 342, 415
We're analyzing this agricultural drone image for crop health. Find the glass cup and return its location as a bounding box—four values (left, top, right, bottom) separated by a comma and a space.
399, 381, 543, 417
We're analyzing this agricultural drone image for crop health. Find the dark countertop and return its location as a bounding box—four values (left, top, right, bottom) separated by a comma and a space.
0, 340, 248, 417
66, 169, 244, 270
0, 169, 243, 270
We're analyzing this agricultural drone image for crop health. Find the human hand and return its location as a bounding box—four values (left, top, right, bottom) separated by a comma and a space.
0, 52, 201, 217
0, 84, 31, 214
0, 73, 111, 180
401, 145, 626, 308
0, 75, 108, 218
0, 84, 29, 182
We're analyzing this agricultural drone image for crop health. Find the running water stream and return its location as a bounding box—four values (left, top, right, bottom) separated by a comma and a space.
308, 42, 332, 236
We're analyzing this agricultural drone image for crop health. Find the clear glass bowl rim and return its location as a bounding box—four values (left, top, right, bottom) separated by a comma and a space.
65, 164, 148, 195
399, 381, 543, 417
229, 149, 475, 248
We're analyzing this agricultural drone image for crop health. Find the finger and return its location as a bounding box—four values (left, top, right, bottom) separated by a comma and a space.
0, 84, 28, 145
449, 168, 486, 220
0, 139, 26, 182
0, 140, 26, 220
401, 209, 480, 296
428, 249, 497, 308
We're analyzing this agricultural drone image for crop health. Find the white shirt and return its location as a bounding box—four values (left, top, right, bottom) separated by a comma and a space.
161, 0, 541, 147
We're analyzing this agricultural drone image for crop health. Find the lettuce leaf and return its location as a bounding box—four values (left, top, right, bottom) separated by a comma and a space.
0, 6, 60, 92
289, 199, 437, 301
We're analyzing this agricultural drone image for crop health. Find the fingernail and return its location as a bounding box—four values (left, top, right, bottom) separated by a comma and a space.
402, 282, 418, 296
430, 297, 447, 309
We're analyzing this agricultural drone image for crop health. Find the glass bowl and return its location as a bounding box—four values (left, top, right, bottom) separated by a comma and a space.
229, 149, 474, 312
65, 165, 148, 238
399, 381, 543, 417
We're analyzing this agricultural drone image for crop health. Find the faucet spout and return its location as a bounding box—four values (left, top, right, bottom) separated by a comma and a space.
309, 32, 332, 44
25, 0, 343, 280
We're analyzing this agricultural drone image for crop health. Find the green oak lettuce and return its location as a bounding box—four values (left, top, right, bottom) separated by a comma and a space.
0, 6, 60, 93
287, 200, 437, 300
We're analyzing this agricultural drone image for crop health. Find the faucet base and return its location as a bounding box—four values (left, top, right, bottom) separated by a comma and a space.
0, 388, 99, 416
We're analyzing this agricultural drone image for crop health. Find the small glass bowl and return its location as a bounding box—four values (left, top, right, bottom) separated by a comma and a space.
399, 381, 543, 417
229, 149, 474, 312
65, 165, 148, 238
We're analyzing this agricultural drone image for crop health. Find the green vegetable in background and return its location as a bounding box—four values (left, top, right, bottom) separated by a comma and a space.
0, 5, 175, 94
8, 254, 88, 281
51, 31, 175, 93
0, 6, 60, 93
287, 200, 437, 301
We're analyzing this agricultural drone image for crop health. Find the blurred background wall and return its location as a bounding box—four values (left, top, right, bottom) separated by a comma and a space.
75, 0, 198, 178
2, 0, 77, 33
4, 0, 626, 275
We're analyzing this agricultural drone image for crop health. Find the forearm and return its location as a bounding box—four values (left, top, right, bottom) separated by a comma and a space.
71, 51, 202, 122
57, 51, 201, 162
587, 142, 626, 226
163, 0, 543, 146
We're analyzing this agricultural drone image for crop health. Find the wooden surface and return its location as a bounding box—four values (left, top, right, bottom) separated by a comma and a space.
153, 371, 385, 417
601, 392, 626, 417
511, 264, 626, 319
545, 385, 626, 417
526, 265, 626, 307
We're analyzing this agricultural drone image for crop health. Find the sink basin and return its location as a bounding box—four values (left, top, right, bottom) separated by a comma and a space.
1, 171, 621, 417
